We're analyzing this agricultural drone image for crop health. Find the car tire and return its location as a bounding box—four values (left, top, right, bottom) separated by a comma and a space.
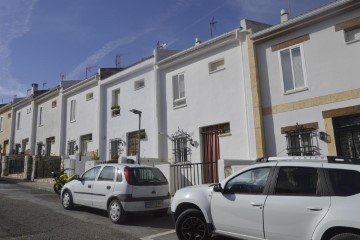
108, 199, 127, 224
62, 190, 74, 210
330, 233, 360, 240
53, 183, 62, 195
175, 209, 211, 240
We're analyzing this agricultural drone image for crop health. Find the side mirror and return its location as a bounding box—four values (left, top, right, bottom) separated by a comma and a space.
213, 183, 223, 193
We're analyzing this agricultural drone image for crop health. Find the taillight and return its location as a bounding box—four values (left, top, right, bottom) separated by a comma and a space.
124, 167, 132, 184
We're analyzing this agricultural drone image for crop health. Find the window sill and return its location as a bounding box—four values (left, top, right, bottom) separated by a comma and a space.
135, 86, 145, 91
219, 133, 231, 137
70, 120, 76, 123
346, 38, 360, 44
173, 104, 187, 110
284, 87, 308, 95
209, 67, 225, 74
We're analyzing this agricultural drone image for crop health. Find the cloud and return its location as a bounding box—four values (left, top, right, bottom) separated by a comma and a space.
0, 0, 38, 101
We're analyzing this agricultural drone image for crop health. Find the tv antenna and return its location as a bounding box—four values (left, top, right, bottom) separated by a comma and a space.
60, 73, 66, 81
288, 0, 292, 18
116, 54, 122, 68
42, 81, 47, 90
156, 41, 167, 49
210, 17, 217, 39
86, 65, 97, 78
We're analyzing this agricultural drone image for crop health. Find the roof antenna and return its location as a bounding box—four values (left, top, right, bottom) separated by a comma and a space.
42, 81, 47, 90
60, 73, 66, 81
116, 54, 122, 68
210, 17, 217, 39
288, 0, 292, 18
156, 41, 167, 49
86, 65, 97, 78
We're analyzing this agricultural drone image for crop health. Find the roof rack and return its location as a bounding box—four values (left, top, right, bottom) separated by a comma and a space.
327, 156, 360, 165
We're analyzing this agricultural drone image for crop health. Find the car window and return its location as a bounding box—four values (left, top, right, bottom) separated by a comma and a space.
116, 168, 122, 182
275, 167, 319, 196
225, 167, 271, 194
82, 166, 101, 181
328, 169, 360, 196
98, 166, 115, 181
130, 167, 168, 186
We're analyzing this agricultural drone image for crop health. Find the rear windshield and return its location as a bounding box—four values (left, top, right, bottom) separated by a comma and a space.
130, 167, 168, 186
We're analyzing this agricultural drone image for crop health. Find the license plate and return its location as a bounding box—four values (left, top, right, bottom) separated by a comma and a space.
145, 200, 162, 208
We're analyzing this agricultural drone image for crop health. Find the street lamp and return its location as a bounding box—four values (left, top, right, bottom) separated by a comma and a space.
130, 109, 142, 165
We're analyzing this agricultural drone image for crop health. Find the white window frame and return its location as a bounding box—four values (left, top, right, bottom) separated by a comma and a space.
208, 58, 225, 74
278, 44, 308, 94
112, 89, 120, 107
172, 72, 186, 108
39, 107, 44, 126
70, 100, 76, 122
344, 27, 360, 44
134, 79, 145, 90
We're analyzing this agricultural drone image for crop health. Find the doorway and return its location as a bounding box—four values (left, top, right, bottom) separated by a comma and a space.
333, 114, 360, 158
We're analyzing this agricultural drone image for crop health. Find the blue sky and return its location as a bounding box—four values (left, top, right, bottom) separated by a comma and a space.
0, 0, 334, 102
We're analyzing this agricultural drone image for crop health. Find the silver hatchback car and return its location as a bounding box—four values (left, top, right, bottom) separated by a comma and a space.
61, 163, 170, 223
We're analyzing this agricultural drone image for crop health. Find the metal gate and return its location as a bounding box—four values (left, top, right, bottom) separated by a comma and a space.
170, 161, 218, 193
8, 157, 25, 174
35, 157, 61, 178
334, 114, 360, 158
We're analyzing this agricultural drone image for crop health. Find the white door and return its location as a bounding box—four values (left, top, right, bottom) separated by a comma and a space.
263, 162, 330, 240
92, 166, 116, 210
211, 163, 276, 240
72, 166, 101, 206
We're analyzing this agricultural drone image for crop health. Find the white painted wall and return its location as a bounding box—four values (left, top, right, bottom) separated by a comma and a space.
35, 94, 60, 156
257, 9, 360, 156
13, 103, 33, 153
63, 80, 100, 158
158, 34, 257, 163
100, 58, 159, 161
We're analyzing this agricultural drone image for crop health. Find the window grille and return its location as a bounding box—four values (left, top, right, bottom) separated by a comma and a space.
109, 138, 124, 160
172, 129, 192, 163
67, 141, 76, 155
285, 126, 316, 156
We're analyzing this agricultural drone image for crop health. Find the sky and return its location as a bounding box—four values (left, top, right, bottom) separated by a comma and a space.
0, 0, 335, 102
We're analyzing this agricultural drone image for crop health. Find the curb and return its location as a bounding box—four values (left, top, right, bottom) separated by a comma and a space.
1, 176, 55, 193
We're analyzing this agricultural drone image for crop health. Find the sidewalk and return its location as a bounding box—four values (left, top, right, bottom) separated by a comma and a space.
0, 176, 55, 193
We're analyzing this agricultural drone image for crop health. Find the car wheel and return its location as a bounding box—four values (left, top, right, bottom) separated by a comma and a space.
175, 209, 211, 240
108, 199, 127, 224
330, 233, 360, 240
53, 183, 62, 195
62, 190, 74, 210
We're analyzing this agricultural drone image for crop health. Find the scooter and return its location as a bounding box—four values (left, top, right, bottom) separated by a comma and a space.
51, 168, 75, 195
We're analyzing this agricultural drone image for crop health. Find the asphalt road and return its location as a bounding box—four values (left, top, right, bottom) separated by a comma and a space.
0, 179, 233, 240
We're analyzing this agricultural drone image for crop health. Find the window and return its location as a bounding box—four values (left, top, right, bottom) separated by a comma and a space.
172, 73, 186, 108
285, 129, 316, 156
134, 79, 145, 90
0, 117, 3, 132
80, 134, 92, 156
17, 112, 21, 130
67, 140, 76, 155
98, 166, 115, 181
172, 130, 191, 163
39, 107, 44, 126
52, 100, 57, 108
328, 169, 360, 196
86, 92, 93, 101
127, 130, 145, 156
7, 113, 11, 119
345, 27, 360, 43
209, 59, 225, 73
70, 100, 76, 122
225, 167, 271, 194
27, 107, 31, 114
82, 166, 101, 181
280, 45, 306, 93
275, 167, 319, 196
111, 89, 120, 117
37, 142, 44, 156
109, 138, 122, 160
46, 137, 55, 156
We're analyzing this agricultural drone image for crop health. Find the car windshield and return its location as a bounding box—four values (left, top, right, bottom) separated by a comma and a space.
130, 167, 168, 186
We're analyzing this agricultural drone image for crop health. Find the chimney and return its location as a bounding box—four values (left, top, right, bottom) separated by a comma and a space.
281, 9, 289, 23
195, 37, 202, 46
32, 83, 38, 95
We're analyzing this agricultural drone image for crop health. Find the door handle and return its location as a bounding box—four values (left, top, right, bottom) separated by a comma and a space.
88, 185, 92, 188
250, 202, 263, 207
307, 207, 323, 211
106, 186, 111, 190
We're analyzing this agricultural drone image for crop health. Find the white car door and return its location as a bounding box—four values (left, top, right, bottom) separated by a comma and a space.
92, 166, 116, 210
211, 162, 277, 240
72, 166, 101, 206
263, 162, 330, 240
